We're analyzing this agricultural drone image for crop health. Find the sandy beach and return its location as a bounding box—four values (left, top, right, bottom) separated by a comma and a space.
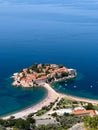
2, 83, 98, 119
2, 83, 60, 119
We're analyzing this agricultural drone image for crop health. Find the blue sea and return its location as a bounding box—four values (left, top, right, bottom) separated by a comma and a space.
0, 0, 98, 116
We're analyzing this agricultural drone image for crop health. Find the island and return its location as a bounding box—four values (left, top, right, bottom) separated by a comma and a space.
3, 63, 98, 130
12, 63, 76, 87
3, 63, 77, 119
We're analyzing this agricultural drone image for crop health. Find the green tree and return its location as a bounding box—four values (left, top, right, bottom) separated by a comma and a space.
59, 64, 63, 68
51, 112, 58, 117
15, 118, 29, 130
26, 117, 35, 124
84, 116, 98, 129
85, 103, 95, 110
61, 72, 68, 77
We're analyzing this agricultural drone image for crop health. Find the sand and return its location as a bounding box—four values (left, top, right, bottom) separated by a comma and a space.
2, 83, 98, 119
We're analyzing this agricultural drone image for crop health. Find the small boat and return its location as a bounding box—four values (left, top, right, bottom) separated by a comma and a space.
65, 84, 67, 86
73, 85, 77, 88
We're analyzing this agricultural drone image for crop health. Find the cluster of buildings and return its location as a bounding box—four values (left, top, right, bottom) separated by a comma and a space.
12, 64, 76, 87
54, 106, 97, 117
73, 107, 96, 117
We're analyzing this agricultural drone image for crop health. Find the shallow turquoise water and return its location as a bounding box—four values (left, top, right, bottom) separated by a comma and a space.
0, 78, 47, 116
0, 0, 98, 116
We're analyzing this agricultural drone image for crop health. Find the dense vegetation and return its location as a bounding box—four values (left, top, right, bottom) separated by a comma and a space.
54, 98, 80, 110
36, 102, 55, 116
27, 63, 68, 80
55, 113, 83, 129
1, 97, 98, 130
0, 111, 83, 130
35, 124, 66, 130
34, 113, 83, 130
0, 116, 35, 130
84, 116, 98, 130
29, 63, 52, 73
35, 98, 58, 116
84, 103, 98, 110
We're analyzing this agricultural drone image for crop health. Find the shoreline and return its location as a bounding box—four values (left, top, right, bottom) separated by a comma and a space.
2, 83, 60, 119
2, 83, 98, 119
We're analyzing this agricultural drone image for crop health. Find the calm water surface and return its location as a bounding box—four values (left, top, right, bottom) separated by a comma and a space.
0, 0, 98, 116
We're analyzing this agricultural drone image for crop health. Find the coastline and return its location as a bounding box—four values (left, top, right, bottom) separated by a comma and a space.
2, 83, 98, 119
2, 83, 59, 119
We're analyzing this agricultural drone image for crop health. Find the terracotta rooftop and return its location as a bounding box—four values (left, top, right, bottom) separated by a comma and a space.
73, 109, 96, 117
17, 65, 71, 84
53, 67, 68, 73
36, 76, 47, 81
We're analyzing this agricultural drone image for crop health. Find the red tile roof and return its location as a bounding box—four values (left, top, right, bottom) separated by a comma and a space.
73, 109, 96, 117
36, 76, 47, 81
